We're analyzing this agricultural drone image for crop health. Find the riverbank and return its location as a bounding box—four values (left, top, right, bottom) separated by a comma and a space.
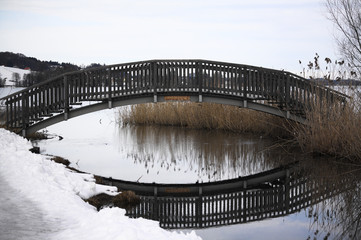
0, 128, 200, 240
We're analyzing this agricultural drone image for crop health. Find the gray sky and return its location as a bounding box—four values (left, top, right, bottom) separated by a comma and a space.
0, 0, 339, 74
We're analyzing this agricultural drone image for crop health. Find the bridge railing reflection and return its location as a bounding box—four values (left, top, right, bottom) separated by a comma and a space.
123, 166, 349, 229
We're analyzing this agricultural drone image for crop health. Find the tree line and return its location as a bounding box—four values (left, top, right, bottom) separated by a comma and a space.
0, 52, 103, 87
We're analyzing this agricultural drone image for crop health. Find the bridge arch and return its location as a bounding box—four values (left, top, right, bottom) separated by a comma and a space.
25, 95, 306, 135
1, 59, 347, 136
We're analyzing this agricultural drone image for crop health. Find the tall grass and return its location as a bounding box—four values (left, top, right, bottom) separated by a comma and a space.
120, 102, 291, 137
292, 95, 361, 162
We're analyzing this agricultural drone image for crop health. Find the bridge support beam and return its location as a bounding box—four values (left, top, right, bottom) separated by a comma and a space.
198, 95, 202, 103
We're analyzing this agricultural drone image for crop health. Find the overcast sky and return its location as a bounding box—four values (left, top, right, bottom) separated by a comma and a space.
0, 0, 339, 74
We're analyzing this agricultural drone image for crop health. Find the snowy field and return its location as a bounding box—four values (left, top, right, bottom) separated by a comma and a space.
0, 65, 30, 86
0, 129, 200, 240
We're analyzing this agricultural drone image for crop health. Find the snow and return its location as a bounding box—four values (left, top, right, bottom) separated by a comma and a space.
0, 66, 30, 86
0, 128, 200, 240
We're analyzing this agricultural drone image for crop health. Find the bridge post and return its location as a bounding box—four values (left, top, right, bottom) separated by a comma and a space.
63, 75, 69, 120
107, 68, 112, 109
5, 99, 9, 129
151, 61, 158, 103
286, 75, 290, 116
153, 186, 158, 221
285, 169, 290, 214
197, 61, 203, 103
242, 180, 247, 222
196, 186, 203, 228
243, 70, 249, 108
21, 92, 28, 137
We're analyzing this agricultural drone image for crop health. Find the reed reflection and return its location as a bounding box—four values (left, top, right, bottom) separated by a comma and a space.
116, 125, 298, 183
294, 158, 361, 240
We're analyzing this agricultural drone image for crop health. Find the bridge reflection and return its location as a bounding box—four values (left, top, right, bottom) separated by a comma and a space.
102, 163, 349, 229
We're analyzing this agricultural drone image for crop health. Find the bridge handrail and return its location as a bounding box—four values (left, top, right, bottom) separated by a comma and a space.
0, 59, 349, 101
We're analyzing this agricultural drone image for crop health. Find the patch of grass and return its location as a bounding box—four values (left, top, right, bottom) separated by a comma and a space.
51, 156, 71, 166
85, 191, 141, 211
26, 132, 49, 140
86, 193, 114, 211
112, 191, 141, 209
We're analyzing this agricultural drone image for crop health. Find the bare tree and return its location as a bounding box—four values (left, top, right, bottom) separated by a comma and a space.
12, 72, 20, 86
0, 74, 4, 87
326, 0, 361, 78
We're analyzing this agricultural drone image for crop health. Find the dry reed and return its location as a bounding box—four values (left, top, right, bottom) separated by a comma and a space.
120, 102, 290, 137
292, 92, 361, 162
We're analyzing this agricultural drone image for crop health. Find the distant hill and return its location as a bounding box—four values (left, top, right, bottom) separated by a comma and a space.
0, 52, 85, 87
0, 52, 79, 72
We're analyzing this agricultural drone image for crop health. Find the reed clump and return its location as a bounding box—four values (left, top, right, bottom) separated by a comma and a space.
120, 102, 290, 137
292, 95, 361, 162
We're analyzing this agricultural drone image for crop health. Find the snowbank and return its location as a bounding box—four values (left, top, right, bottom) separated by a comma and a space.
0, 128, 200, 240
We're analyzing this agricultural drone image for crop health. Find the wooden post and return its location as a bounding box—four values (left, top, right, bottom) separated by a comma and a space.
243, 180, 247, 222
152, 61, 158, 103
63, 75, 69, 120
107, 68, 112, 109
21, 92, 28, 136
153, 186, 158, 221
243, 70, 248, 107
286, 75, 290, 111
197, 61, 203, 102
6, 99, 9, 129
285, 169, 290, 214
197, 186, 203, 228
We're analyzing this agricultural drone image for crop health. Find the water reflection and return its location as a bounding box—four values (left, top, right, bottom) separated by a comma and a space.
296, 158, 361, 240
115, 125, 302, 183
111, 158, 360, 239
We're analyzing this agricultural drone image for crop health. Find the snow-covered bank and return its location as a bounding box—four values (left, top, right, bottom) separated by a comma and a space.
0, 128, 200, 240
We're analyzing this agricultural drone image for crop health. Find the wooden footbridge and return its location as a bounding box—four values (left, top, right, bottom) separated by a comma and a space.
0, 59, 348, 136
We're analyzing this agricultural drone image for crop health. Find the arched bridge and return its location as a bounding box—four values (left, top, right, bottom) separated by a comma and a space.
1, 59, 348, 136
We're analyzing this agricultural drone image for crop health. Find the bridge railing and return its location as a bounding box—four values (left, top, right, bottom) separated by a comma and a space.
1, 59, 348, 130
